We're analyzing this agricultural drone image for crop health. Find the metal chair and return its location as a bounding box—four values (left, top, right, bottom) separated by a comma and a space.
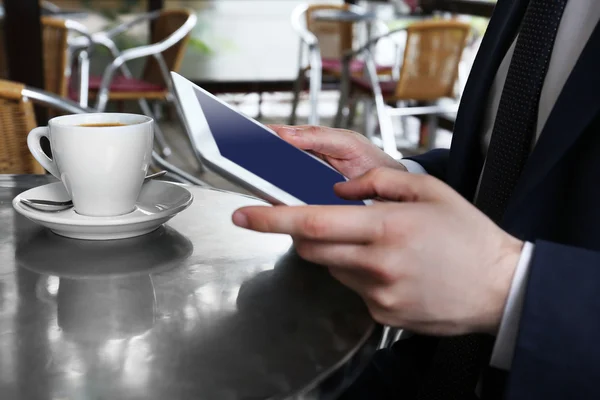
289, 3, 396, 126
68, 9, 198, 157
337, 20, 470, 159
40, 1, 61, 13
0, 78, 206, 186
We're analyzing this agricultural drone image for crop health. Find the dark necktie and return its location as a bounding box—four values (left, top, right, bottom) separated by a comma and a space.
416, 0, 569, 398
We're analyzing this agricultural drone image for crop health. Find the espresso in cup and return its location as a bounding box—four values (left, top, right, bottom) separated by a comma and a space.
27, 113, 154, 217
78, 122, 128, 127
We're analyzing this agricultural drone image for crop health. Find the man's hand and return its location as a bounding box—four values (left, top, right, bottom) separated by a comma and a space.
269, 125, 406, 178
232, 168, 523, 336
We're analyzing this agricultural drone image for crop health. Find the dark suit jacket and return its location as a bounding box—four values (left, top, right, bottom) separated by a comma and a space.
407, 0, 600, 398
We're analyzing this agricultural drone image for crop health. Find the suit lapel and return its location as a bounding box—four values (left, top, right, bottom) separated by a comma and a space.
504, 20, 600, 222
447, 0, 530, 199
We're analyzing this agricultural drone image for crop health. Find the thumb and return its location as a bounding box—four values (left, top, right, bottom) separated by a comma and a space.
334, 167, 448, 202
268, 125, 365, 158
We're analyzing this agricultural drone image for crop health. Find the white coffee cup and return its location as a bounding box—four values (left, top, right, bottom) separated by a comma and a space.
27, 113, 154, 217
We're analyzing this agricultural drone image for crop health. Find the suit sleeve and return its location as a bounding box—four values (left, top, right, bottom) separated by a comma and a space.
506, 240, 600, 399
402, 149, 450, 181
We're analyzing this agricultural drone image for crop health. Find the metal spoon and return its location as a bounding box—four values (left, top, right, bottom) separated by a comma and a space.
20, 170, 168, 212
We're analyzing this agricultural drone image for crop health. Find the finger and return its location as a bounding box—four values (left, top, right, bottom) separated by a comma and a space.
294, 237, 403, 283
293, 239, 369, 269
232, 205, 384, 242
334, 167, 449, 203
267, 124, 366, 157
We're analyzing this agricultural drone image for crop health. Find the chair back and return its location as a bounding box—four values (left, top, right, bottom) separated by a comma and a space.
395, 20, 470, 100
142, 9, 194, 86
41, 16, 69, 98
305, 4, 354, 60
0, 80, 45, 174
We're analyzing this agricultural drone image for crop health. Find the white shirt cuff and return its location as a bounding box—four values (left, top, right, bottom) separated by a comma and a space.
398, 159, 428, 175
388, 158, 426, 342
490, 241, 535, 370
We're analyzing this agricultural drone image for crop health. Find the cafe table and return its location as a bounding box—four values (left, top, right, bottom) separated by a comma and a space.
0, 175, 381, 400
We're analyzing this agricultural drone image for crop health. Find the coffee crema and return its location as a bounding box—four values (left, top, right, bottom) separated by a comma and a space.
78, 122, 128, 127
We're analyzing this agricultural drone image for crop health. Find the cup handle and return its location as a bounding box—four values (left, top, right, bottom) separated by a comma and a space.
27, 126, 60, 178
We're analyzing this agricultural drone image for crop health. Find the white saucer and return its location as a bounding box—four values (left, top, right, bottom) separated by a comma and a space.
13, 180, 193, 240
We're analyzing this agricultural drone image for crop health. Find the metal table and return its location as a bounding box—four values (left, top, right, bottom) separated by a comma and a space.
0, 175, 380, 400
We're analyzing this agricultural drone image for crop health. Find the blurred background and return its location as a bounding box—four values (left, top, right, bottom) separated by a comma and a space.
0, 0, 497, 191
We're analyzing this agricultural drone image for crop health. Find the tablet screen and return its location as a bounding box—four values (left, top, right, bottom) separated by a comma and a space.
194, 88, 364, 205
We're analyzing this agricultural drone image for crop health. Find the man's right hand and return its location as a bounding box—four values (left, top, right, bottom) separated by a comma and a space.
268, 125, 407, 178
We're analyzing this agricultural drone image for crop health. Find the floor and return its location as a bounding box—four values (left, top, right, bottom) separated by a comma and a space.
158, 90, 453, 194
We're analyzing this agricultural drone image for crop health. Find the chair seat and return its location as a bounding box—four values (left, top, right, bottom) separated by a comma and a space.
322, 58, 393, 75
350, 76, 398, 96
87, 75, 165, 92
69, 75, 166, 100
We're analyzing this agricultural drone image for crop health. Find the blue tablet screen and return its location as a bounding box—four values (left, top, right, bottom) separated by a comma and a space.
194, 88, 364, 205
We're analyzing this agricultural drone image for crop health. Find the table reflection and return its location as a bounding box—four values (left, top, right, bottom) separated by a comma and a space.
7, 226, 193, 399
16, 225, 193, 278
38, 274, 156, 342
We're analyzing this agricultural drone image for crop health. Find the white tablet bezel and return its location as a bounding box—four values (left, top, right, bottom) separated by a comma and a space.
171, 72, 368, 206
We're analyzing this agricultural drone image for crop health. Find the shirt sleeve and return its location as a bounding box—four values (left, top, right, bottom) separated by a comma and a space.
398, 159, 428, 175
490, 241, 535, 370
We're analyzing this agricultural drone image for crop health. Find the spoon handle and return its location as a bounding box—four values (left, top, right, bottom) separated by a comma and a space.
23, 198, 73, 206
144, 170, 167, 181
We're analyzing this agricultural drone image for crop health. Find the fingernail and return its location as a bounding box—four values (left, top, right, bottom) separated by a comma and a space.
232, 211, 248, 228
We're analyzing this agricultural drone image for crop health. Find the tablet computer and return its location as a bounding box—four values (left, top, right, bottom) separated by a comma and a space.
171, 72, 368, 206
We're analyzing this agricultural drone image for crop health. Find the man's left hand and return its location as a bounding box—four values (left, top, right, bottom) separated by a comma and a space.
232, 168, 523, 336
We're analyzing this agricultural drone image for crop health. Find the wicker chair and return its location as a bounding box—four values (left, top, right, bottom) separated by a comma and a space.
289, 3, 396, 126
0, 79, 207, 186
338, 20, 470, 158
68, 9, 197, 157
0, 80, 44, 174
41, 17, 70, 99
40, 16, 93, 110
